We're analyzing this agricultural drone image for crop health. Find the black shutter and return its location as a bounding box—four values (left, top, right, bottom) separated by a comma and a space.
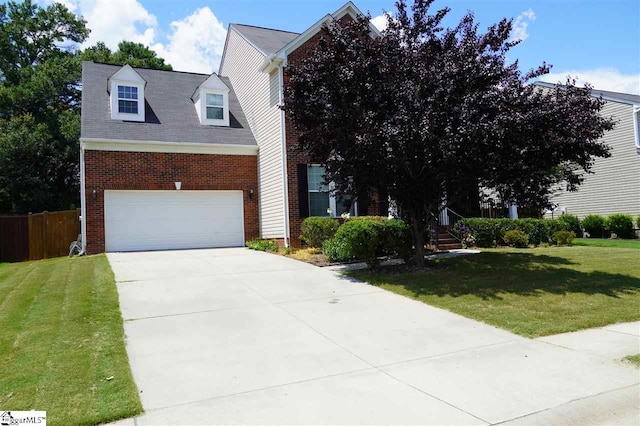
298, 163, 309, 218
358, 193, 369, 216
379, 191, 389, 217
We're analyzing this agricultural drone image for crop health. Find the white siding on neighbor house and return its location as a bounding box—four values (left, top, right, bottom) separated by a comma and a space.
220, 28, 285, 239
546, 100, 640, 219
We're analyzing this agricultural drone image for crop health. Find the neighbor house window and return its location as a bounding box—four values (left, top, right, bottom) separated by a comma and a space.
206, 93, 224, 120
117, 85, 139, 114
307, 165, 357, 217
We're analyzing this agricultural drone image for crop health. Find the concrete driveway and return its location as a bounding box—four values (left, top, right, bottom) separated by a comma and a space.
108, 248, 640, 425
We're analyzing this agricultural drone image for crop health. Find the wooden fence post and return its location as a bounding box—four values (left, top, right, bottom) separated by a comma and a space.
28, 212, 33, 260
43, 211, 48, 259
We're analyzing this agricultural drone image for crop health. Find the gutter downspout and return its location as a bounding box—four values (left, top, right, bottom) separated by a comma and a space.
79, 142, 87, 255
278, 65, 291, 247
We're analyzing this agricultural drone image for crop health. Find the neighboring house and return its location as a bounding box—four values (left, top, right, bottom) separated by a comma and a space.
534, 82, 640, 219
80, 1, 377, 253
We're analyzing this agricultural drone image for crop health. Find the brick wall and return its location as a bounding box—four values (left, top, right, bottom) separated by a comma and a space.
84, 150, 259, 254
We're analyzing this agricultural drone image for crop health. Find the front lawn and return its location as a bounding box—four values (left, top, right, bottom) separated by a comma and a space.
573, 238, 640, 249
349, 246, 640, 337
0, 255, 142, 426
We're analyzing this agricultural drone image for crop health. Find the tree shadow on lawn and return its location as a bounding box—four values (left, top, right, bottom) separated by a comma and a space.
349, 251, 640, 301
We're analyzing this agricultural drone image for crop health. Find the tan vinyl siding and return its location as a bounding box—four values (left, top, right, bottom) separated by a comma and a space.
220, 29, 285, 238
546, 100, 640, 219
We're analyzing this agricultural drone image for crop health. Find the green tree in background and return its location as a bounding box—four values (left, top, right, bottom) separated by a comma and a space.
80, 41, 172, 71
0, 0, 172, 214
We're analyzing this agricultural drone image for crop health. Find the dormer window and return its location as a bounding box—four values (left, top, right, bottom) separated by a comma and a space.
108, 64, 146, 122
206, 93, 224, 120
117, 85, 139, 114
192, 74, 230, 127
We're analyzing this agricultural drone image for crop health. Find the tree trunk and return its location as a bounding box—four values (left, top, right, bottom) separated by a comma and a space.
411, 213, 426, 267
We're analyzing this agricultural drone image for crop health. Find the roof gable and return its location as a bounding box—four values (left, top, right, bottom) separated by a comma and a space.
107, 64, 145, 89
277, 1, 380, 64
231, 24, 299, 56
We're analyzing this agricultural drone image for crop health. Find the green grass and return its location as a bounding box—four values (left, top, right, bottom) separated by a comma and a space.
623, 354, 640, 367
573, 238, 640, 249
349, 246, 640, 338
0, 255, 142, 426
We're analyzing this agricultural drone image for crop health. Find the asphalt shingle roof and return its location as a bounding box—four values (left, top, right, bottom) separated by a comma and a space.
81, 61, 257, 146
534, 81, 640, 105
231, 24, 299, 55
590, 88, 640, 104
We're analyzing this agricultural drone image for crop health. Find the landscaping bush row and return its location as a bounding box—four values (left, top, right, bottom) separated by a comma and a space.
301, 216, 413, 268
455, 218, 572, 247
582, 214, 637, 239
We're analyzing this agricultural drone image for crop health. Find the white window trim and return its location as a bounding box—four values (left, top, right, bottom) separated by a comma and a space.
110, 80, 145, 122
307, 165, 358, 218
199, 89, 229, 126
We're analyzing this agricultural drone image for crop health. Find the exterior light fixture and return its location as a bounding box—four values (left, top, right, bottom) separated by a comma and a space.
248, 188, 254, 199
92, 189, 98, 200
175, 181, 182, 190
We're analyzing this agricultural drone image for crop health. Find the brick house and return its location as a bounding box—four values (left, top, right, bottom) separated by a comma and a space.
80, 1, 380, 253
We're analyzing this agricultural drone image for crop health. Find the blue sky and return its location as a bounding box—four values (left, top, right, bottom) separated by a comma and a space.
35, 0, 640, 93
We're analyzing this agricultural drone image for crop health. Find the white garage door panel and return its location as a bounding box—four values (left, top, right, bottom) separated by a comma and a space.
105, 191, 244, 252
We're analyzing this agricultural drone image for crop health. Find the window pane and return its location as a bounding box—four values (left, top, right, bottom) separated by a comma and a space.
309, 192, 330, 217
206, 93, 223, 107
118, 85, 138, 100
335, 195, 356, 217
118, 99, 138, 114
206, 106, 224, 120
307, 165, 329, 191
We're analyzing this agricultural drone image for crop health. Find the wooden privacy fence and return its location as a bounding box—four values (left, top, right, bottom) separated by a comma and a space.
0, 209, 80, 263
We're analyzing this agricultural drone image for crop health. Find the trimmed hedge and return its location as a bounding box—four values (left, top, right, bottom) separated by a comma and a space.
300, 217, 340, 248
558, 214, 583, 238
606, 214, 635, 239
455, 218, 569, 248
582, 215, 607, 238
323, 217, 413, 267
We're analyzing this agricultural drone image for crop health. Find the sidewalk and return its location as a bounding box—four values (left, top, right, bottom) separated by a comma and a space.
537, 321, 640, 360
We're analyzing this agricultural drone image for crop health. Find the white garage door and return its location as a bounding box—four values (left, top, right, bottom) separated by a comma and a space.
104, 190, 244, 252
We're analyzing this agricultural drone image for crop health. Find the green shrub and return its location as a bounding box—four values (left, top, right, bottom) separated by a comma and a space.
334, 219, 385, 267
606, 214, 635, 239
456, 218, 498, 247
637, 214, 640, 230
322, 237, 351, 262
282, 246, 294, 255
558, 214, 583, 238
582, 215, 607, 238
382, 219, 413, 263
553, 230, 576, 246
548, 218, 570, 237
458, 217, 573, 247
300, 217, 340, 247
347, 215, 389, 223
503, 229, 529, 248
246, 239, 278, 252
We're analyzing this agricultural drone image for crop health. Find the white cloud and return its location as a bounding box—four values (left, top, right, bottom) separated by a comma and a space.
371, 14, 389, 32
510, 8, 536, 43
151, 7, 227, 74
539, 68, 640, 95
39, 0, 227, 74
